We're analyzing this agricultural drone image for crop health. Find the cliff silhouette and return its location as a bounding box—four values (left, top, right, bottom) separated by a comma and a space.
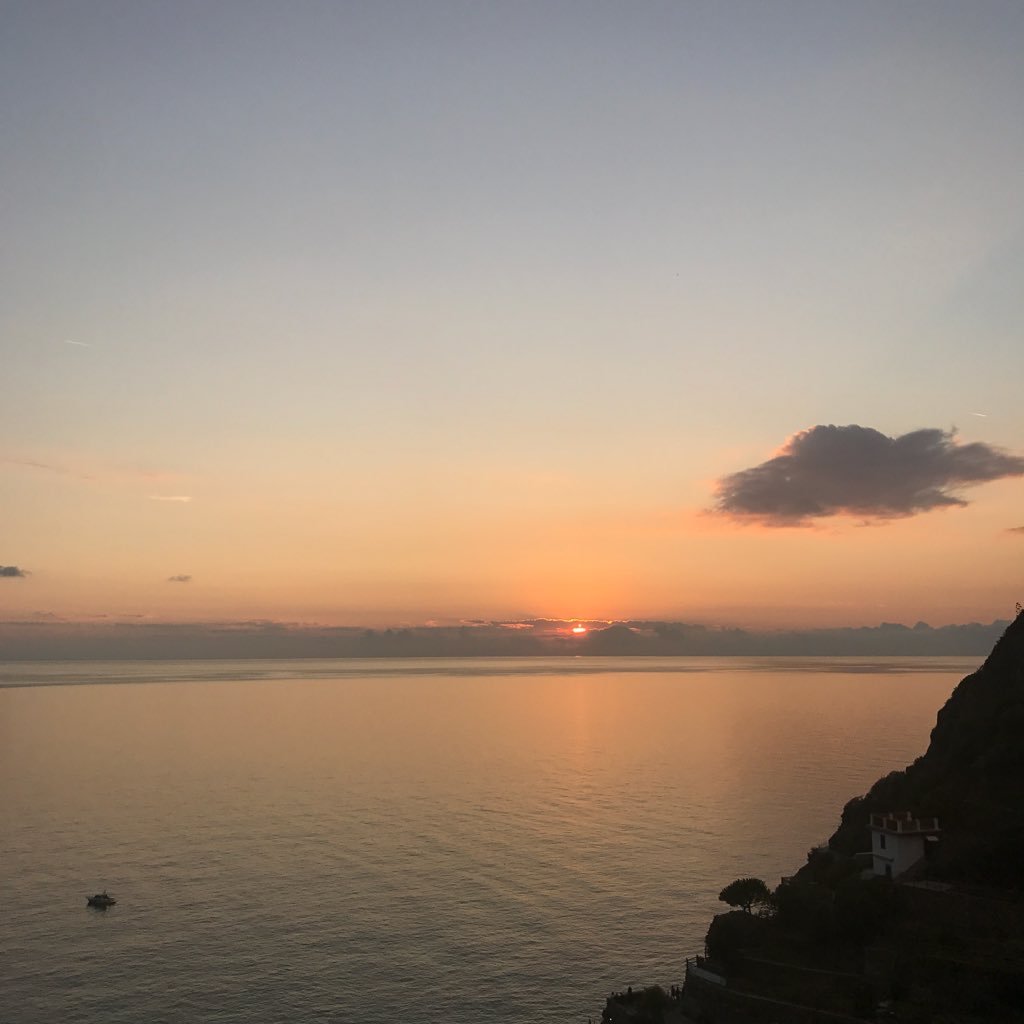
605, 608, 1024, 1023
828, 608, 1024, 887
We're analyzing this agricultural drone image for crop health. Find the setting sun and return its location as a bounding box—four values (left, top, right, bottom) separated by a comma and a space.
572, 624, 587, 635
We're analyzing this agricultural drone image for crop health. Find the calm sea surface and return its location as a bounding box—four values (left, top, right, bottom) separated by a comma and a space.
0, 656, 978, 1023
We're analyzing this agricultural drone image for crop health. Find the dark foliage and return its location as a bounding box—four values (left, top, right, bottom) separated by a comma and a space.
602, 985, 673, 1024
718, 877, 772, 914
705, 910, 769, 969
832, 877, 898, 942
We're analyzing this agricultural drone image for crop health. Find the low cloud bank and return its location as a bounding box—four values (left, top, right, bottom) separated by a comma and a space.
714, 425, 1024, 525
0, 565, 28, 578
0, 616, 1011, 661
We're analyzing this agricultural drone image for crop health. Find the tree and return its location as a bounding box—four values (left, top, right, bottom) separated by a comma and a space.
718, 877, 772, 914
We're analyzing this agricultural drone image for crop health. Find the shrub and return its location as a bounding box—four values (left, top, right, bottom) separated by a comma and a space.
705, 910, 768, 969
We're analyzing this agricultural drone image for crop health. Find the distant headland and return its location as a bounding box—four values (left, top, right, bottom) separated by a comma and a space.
0, 616, 1012, 661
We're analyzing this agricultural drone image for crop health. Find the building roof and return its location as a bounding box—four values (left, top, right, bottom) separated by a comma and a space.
870, 811, 940, 835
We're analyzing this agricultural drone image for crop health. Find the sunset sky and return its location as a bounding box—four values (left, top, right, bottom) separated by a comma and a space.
2, 1, 1023, 632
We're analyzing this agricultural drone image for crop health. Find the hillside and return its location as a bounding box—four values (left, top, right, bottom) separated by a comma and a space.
606, 608, 1024, 1024
828, 607, 1024, 887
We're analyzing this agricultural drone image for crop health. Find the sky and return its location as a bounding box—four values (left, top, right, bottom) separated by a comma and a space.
2, 0, 1023, 634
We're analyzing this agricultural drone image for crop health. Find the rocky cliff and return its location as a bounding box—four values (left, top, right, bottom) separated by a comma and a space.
605, 612, 1024, 1023
828, 608, 1024, 886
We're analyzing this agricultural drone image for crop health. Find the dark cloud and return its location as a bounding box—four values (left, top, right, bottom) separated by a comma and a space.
167, 574, 192, 583
1008, 527, 1024, 535
0, 565, 28, 577
714, 425, 1024, 525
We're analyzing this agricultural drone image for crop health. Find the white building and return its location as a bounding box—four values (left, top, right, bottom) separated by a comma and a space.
869, 811, 940, 879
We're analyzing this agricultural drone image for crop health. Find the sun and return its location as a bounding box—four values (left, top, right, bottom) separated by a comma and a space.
571, 624, 587, 635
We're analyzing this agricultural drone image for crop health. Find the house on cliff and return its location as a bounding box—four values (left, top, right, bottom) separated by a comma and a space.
868, 811, 940, 879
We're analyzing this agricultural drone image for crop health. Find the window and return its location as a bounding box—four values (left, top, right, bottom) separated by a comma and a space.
879, 833, 886, 850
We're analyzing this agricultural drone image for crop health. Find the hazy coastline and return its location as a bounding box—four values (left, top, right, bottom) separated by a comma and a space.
0, 617, 1009, 661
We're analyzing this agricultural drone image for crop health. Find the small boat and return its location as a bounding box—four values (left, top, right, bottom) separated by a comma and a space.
87, 892, 116, 908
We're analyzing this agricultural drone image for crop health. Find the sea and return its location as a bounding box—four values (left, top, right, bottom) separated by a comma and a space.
0, 655, 978, 1024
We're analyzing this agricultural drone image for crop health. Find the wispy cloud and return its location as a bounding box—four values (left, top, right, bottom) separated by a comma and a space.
1008, 527, 1024, 535
63, 339, 92, 347
4, 457, 81, 477
149, 495, 192, 503
5, 454, 185, 487
713, 425, 1024, 526
0, 565, 29, 578
167, 574, 193, 583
